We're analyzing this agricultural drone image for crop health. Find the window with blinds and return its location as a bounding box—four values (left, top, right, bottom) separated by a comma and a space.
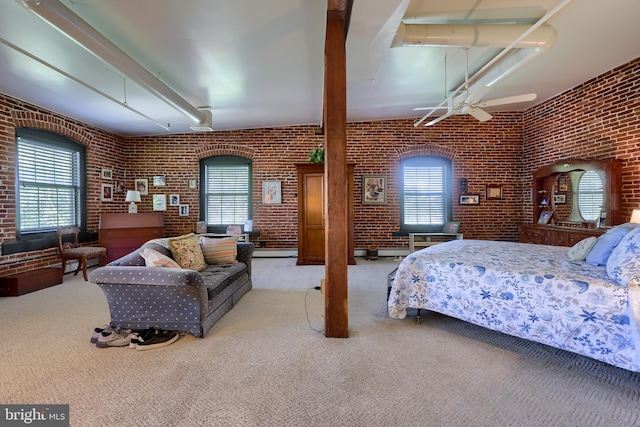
400, 156, 452, 232
201, 156, 252, 229
578, 170, 604, 221
16, 129, 84, 235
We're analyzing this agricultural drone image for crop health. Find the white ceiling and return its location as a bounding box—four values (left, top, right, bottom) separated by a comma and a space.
1, 0, 639, 136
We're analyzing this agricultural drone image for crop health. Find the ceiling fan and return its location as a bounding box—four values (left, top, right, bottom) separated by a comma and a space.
413, 50, 537, 127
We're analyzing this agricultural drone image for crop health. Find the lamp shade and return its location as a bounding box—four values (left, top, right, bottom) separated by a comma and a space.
125, 190, 141, 202
631, 209, 640, 224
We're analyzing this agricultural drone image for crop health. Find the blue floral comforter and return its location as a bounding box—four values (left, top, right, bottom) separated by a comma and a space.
388, 239, 640, 372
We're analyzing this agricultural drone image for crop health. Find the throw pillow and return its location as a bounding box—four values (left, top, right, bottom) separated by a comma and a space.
585, 223, 636, 266
606, 226, 640, 286
140, 248, 181, 268
200, 236, 238, 265
167, 233, 207, 271
567, 236, 597, 261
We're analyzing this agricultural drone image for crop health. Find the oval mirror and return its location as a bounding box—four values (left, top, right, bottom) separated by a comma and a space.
578, 170, 604, 221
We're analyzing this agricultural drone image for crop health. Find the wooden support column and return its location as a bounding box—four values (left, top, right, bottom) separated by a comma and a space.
323, 2, 349, 338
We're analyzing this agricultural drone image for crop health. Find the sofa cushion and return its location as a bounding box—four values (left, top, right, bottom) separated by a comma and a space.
200, 236, 238, 265
167, 233, 207, 271
140, 248, 181, 268
199, 263, 247, 300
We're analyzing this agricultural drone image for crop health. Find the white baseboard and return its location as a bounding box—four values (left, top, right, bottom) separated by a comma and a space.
253, 248, 409, 258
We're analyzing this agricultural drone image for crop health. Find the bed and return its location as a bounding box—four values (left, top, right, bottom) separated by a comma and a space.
388, 235, 640, 373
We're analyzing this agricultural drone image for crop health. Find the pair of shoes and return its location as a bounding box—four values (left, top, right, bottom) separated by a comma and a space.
90, 325, 112, 343
129, 328, 156, 349
135, 330, 180, 351
96, 327, 133, 348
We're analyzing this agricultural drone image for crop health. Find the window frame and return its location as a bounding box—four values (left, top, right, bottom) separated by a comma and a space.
15, 128, 86, 240
399, 156, 453, 233
199, 155, 253, 233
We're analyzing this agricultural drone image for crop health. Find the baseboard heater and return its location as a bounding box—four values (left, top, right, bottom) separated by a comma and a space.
252, 248, 409, 258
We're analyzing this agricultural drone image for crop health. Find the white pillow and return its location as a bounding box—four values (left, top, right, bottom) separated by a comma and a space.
567, 236, 597, 261
139, 248, 181, 268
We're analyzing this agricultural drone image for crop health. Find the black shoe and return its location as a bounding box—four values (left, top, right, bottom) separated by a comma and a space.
136, 330, 180, 351
129, 328, 156, 349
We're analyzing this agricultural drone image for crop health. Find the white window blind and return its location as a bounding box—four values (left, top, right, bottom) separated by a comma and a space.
17, 136, 81, 232
578, 170, 604, 221
204, 162, 250, 225
402, 164, 446, 225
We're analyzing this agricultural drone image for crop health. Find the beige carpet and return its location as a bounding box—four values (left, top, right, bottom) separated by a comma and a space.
1, 257, 640, 426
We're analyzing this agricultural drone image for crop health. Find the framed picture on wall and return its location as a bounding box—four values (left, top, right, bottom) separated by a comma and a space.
153, 194, 166, 211
135, 178, 148, 195
485, 184, 503, 200
262, 181, 282, 204
362, 175, 386, 204
101, 183, 113, 201
179, 204, 189, 216
101, 168, 112, 180
169, 194, 180, 206
553, 194, 566, 204
459, 194, 480, 205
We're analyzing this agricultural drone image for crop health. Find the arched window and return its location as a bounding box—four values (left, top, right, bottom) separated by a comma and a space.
199, 155, 253, 233
16, 128, 86, 237
400, 156, 453, 232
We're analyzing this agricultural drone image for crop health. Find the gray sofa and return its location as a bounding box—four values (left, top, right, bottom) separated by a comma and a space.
88, 240, 254, 338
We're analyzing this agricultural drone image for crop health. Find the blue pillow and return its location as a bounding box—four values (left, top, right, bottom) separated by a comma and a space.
585, 224, 636, 266
606, 226, 640, 286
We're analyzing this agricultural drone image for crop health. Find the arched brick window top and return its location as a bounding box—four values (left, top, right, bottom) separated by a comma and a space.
10, 110, 92, 147
196, 144, 255, 160
396, 143, 456, 161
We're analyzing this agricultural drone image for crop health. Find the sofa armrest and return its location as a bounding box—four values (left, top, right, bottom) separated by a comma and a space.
89, 266, 206, 295
236, 242, 254, 277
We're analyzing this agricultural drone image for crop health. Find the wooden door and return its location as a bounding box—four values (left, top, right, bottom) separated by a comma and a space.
300, 172, 325, 264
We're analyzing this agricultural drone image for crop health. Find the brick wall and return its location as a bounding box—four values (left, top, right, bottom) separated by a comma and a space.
1, 55, 639, 273
0, 95, 125, 275
523, 56, 640, 223
124, 112, 524, 249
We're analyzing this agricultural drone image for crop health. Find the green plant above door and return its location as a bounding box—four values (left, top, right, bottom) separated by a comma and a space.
308, 145, 324, 163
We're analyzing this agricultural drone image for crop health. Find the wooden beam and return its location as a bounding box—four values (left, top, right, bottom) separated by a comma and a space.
323, 1, 350, 338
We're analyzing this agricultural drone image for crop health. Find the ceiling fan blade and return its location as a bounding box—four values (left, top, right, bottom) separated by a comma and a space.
480, 93, 537, 107
465, 85, 492, 104
468, 107, 493, 122
413, 106, 450, 111
425, 111, 455, 126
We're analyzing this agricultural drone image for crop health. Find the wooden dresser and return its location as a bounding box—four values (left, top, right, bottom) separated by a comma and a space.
519, 224, 604, 246
99, 213, 165, 262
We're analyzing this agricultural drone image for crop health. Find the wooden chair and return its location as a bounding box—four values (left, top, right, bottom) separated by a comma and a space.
57, 227, 107, 281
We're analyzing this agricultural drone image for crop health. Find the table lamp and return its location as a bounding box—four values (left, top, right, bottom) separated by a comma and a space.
631, 209, 640, 224
126, 190, 141, 213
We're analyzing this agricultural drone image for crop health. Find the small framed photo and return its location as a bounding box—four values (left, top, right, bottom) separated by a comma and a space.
196, 221, 207, 234
459, 194, 480, 205
153, 194, 166, 211
101, 183, 113, 201
135, 179, 148, 195
443, 221, 460, 234
169, 194, 180, 206
262, 181, 282, 204
179, 204, 189, 216
362, 175, 387, 204
485, 184, 503, 200
553, 194, 566, 204
188, 179, 197, 189
538, 210, 553, 224
101, 168, 112, 180
114, 181, 125, 194
153, 175, 166, 186
558, 175, 569, 192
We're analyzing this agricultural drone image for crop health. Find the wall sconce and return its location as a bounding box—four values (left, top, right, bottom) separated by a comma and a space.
630, 209, 640, 224
125, 190, 141, 213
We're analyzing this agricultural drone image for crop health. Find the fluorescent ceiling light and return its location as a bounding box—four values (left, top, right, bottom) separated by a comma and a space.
17, 0, 210, 128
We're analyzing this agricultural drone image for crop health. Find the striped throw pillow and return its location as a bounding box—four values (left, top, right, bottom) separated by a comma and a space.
200, 236, 238, 265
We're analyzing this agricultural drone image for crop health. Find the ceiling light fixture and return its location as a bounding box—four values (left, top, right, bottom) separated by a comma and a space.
17, 0, 210, 128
